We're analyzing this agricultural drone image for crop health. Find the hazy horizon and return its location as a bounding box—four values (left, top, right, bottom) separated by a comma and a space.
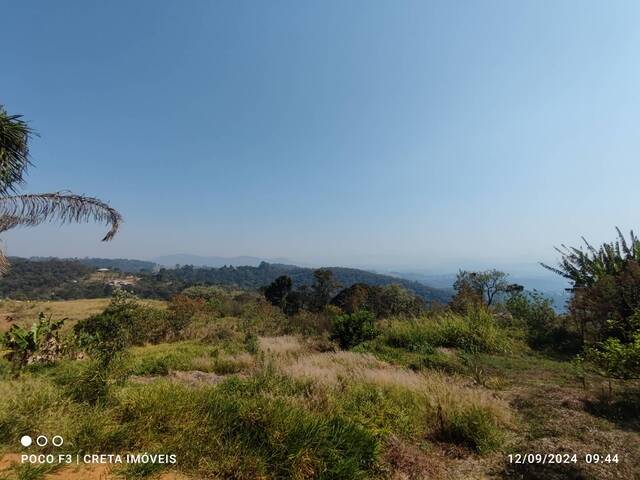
3, 1, 640, 271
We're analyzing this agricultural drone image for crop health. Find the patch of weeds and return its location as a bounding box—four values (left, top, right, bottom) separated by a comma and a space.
0, 462, 59, 480
116, 459, 168, 479
436, 405, 505, 454
584, 387, 640, 431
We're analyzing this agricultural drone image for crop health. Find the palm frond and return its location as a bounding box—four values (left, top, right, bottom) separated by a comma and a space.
544, 227, 640, 289
0, 243, 9, 274
0, 192, 122, 241
0, 106, 33, 194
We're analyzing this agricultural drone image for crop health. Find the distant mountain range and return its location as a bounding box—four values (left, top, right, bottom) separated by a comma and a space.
151, 254, 295, 268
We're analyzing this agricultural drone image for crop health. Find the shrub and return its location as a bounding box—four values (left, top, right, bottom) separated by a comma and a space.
506, 290, 580, 353
378, 310, 512, 355
331, 310, 378, 349
167, 294, 207, 332
74, 294, 136, 366
75, 292, 174, 366
263, 275, 293, 309
586, 331, 640, 381
381, 319, 436, 353
437, 405, 504, 453
289, 309, 334, 336
331, 283, 424, 318
2, 313, 65, 368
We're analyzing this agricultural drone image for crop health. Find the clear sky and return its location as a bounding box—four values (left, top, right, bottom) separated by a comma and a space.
2, 1, 640, 272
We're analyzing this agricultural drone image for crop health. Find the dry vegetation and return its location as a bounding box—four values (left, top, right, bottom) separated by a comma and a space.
0, 298, 166, 332
0, 291, 638, 480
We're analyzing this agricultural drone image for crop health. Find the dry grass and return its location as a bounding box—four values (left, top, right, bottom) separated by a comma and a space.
0, 298, 166, 332
258, 335, 306, 356
278, 351, 513, 427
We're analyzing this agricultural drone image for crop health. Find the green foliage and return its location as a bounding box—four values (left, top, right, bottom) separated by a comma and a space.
380, 320, 436, 354
545, 229, 640, 383
331, 283, 424, 318
506, 290, 580, 353
437, 405, 504, 454
0, 258, 451, 304
0, 106, 32, 194
263, 275, 293, 309
452, 269, 509, 306
331, 310, 378, 349
2, 312, 65, 368
383, 310, 512, 355
66, 359, 112, 405
74, 291, 138, 366
74, 291, 174, 368
0, 257, 106, 300
181, 285, 228, 303
586, 331, 640, 380
542, 227, 640, 289
114, 379, 377, 479
311, 269, 341, 312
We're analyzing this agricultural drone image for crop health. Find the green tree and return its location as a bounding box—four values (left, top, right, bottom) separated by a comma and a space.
311, 269, 340, 312
264, 275, 293, 309
0, 106, 121, 271
452, 269, 509, 307
543, 228, 640, 344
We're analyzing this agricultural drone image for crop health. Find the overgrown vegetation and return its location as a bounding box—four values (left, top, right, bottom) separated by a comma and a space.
1, 230, 640, 478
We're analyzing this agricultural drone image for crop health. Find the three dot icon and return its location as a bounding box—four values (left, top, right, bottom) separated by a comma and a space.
20, 435, 64, 447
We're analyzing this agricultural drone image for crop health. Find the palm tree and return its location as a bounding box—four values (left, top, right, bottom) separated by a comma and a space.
0, 105, 121, 271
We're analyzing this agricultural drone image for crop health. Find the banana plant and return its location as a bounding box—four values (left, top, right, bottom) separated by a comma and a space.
2, 312, 65, 367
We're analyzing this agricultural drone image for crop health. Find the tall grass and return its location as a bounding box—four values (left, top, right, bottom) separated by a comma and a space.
380, 309, 513, 355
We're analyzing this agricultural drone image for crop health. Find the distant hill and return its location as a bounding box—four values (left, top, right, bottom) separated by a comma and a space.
0, 258, 450, 304
76, 258, 156, 273
1, 257, 110, 300
29, 257, 156, 273
138, 262, 451, 303
152, 254, 294, 268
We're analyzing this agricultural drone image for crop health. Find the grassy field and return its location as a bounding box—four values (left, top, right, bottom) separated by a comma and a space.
0, 299, 166, 332
0, 296, 638, 479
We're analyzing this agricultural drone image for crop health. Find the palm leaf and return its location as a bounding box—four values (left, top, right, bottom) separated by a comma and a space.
0, 106, 33, 194
0, 192, 121, 241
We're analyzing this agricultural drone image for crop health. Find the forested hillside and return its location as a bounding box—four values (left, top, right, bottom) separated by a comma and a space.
29, 257, 157, 273
0, 258, 111, 299
134, 262, 451, 302
0, 258, 450, 303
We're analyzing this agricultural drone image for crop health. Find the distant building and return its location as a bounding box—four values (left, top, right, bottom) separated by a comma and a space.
97, 268, 110, 272
108, 275, 138, 287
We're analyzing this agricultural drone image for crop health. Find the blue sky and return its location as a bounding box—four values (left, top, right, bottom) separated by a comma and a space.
2, 1, 640, 273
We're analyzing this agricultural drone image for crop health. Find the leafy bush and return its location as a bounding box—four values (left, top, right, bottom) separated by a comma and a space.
586, 330, 640, 381
128, 306, 173, 345
167, 294, 207, 332
74, 291, 137, 366
74, 291, 172, 365
331, 310, 378, 349
506, 290, 580, 353
331, 283, 424, 318
1, 313, 65, 368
